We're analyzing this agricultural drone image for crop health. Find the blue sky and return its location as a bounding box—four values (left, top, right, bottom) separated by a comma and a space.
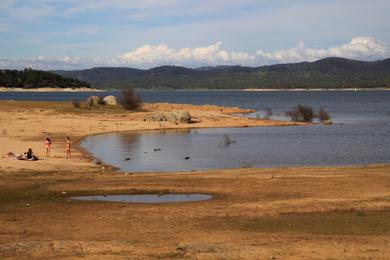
0, 0, 389, 69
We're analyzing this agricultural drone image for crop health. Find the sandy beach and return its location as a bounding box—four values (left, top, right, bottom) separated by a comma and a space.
0, 100, 389, 259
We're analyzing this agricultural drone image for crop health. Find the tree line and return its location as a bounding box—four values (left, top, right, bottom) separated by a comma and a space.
0, 68, 90, 89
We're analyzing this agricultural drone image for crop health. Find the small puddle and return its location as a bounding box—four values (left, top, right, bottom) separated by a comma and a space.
71, 194, 212, 203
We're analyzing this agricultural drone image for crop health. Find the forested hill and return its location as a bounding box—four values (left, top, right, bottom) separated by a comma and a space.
54, 57, 390, 89
0, 68, 90, 89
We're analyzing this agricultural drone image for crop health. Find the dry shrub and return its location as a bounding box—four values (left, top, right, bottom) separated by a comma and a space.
120, 89, 142, 110
97, 96, 106, 105
286, 105, 314, 122
318, 107, 331, 122
86, 97, 94, 109
264, 107, 273, 119
71, 100, 81, 108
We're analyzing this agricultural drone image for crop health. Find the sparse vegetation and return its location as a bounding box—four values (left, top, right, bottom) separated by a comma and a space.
120, 89, 142, 110
318, 107, 331, 122
86, 97, 94, 109
52, 57, 390, 89
286, 105, 332, 123
286, 105, 314, 122
264, 108, 273, 119
97, 96, 106, 105
0, 68, 90, 89
71, 100, 81, 108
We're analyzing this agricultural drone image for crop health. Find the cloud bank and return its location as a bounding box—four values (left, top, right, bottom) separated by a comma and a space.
0, 37, 389, 70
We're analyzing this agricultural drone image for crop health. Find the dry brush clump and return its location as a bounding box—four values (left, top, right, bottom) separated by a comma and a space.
286, 105, 314, 122
120, 89, 142, 110
286, 105, 331, 123
97, 96, 106, 105
264, 107, 273, 119
318, 107, 331, 122
71, 100, 81, 108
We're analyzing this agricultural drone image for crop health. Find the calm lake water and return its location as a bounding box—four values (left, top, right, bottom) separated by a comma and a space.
2, 90, 390, 171
1, 90, 390, 124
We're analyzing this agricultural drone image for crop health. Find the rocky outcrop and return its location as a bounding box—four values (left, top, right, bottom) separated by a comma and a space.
322, 119, 333, 125
86, 95, 118, 106
85, 95, 100, 107
103, 95, 118, 106
144, 111, 192, 124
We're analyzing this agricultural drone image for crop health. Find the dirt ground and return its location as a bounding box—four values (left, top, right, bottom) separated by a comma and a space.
0, 100, 389, 259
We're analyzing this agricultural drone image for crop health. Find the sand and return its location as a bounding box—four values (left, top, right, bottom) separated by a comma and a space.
0, 100, 389, 259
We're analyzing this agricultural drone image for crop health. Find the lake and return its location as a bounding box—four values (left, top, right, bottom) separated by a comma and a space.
75, 90, 389, 172
1, 90, 389, 124
2, 90, 390, 171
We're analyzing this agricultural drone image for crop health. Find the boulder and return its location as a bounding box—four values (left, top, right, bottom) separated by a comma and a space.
103, 95, 118, 106
322, 119, 333, 125
86, 95, 100, 107
144, 111, 191, 124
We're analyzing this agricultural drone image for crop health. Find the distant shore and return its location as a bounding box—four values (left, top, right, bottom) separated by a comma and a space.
0, 87, 390, 92
0, 87, 102, 92
1, 87, 390, 92
242, 87, 390, 91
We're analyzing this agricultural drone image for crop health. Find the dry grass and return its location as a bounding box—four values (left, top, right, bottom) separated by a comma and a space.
1, 165, 390, 258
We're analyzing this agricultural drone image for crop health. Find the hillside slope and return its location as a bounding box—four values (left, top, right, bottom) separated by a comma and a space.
1, 68, 90, 89
53, 57, 390, 89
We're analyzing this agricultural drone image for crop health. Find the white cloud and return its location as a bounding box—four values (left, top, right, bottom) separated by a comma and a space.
116, 41, 256, 68
115, 37, 389, 67
329, 37, 388, 59
255, 37, 389, 64
117, 42, 255, 67
0, 37, 389, 70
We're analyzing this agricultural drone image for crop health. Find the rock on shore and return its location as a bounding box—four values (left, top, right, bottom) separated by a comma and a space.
144, 111, 192, 124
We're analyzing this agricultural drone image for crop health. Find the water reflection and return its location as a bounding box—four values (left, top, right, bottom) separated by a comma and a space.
81, 123, 390, 172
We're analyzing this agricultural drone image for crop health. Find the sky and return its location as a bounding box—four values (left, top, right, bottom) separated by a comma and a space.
0, 0, 390, 70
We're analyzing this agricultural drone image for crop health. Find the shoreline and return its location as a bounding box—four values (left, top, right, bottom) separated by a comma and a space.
1, 100, 390, 258
0, 100, 303, 173
1, 87, 390, 92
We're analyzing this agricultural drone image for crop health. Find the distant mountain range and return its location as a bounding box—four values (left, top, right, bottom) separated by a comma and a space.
49, 57, 389, 89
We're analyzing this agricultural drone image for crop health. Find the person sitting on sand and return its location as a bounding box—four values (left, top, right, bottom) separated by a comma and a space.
3, 152, 21, 159
66, 137, 72, 159
24, 148, 39, 161
45, 138, 52, 157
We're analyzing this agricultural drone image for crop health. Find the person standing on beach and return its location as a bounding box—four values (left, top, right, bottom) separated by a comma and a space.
45, 138, 52, 157
66, 137, 72, 159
